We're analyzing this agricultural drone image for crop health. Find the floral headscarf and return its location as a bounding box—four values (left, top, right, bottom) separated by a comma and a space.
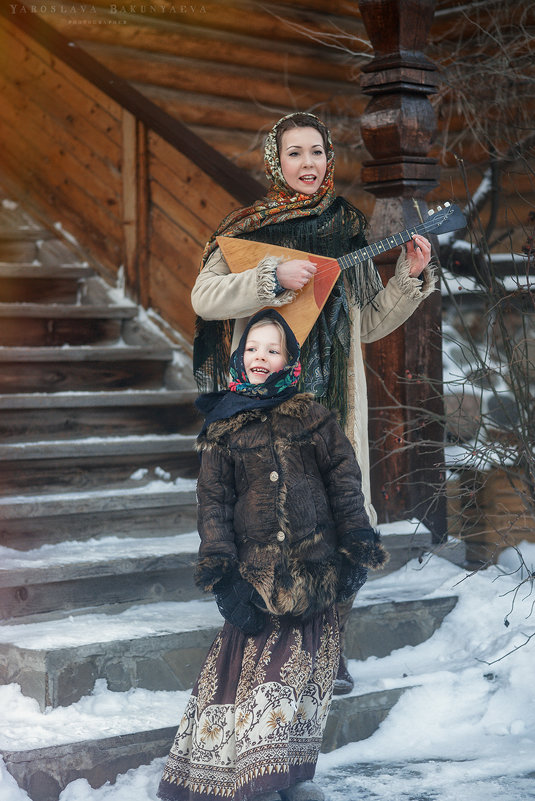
195, 310, 301, 433
228, 309, 301, 398
199, 112, 336, 269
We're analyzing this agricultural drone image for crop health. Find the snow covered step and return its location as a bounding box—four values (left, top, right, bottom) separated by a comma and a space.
0, 303, 138, 346
0, 483, 197, 551
0, 589, 457, 710
0, 446, 199, 498
0, 685, 409, 801
0, 596, 219, 709
0, 346, 174, 393
0, 433, 196, 461
0, 389, 199, 441
0, 530, 199, 621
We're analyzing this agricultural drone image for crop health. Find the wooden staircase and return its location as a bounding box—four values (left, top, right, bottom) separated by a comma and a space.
0, 192, 200, 618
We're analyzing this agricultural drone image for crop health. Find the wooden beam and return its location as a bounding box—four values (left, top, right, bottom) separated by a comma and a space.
356, 0, 446, 539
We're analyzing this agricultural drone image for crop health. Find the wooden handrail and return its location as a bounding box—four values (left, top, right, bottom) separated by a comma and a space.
0, 0, 265, 207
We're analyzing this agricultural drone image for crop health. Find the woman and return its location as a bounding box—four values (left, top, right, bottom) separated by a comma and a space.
191, 112, 435, 693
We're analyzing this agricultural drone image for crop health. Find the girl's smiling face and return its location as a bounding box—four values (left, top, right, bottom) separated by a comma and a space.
243, 323, 287, 384
279, 126, 327, 195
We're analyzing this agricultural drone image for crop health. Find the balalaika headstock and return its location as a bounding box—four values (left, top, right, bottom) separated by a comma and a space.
423, 202, 467, 236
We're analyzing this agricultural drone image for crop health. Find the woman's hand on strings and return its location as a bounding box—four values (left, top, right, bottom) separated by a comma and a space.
276, 259, 317, 291
406, 234, 432, 277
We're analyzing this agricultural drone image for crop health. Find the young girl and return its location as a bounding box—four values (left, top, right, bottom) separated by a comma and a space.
191, 112, 435, 694
157, 309, 387, 801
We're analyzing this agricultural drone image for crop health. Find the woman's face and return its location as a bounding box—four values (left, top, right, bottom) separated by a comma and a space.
279, 126, 327, 195
243, 323, 287, 384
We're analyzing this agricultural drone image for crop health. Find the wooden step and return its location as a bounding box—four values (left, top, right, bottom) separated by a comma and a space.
0, 685, 407, 801
0, 389, 200, 441
0, 303, 138, 345
0, 228, 55, 263
0, 302, 136, 317
0, 451, 199, 498
0, 497, 198, 551
0, 345, 173, 392
0, 593, 457, 710
0, 433, 199, 496
0, 264, 91, 278
0, 264, 90, 303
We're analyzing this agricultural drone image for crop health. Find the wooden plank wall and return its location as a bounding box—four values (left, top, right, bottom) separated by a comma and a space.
26, 0, 374, 213
24, 0, 535, 252
0, 20, 124, 272
0, 11, 247, 342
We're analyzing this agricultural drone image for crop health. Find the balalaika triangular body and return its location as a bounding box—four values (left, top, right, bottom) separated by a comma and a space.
217, 202, 466, 344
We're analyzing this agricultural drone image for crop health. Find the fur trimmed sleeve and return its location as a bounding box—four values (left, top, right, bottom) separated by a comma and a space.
256, 255, 297, 306
194, 554, 237, 593
338, 528, 389, 570
192, 247, 296, 320
394, 251, 437, 300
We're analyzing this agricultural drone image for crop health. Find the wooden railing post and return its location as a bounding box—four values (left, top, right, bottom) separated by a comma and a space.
121, 109, 149, 307
356, 0, 447, 538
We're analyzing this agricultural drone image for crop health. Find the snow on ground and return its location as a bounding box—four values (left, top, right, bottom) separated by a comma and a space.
1, 545, 535, 800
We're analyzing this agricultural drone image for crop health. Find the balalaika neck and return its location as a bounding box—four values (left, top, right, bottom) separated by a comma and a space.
338, 220, 430, 270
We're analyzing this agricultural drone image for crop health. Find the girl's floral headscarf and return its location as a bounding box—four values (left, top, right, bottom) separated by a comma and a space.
229, 309, 301, 399
195, 310, 301, 433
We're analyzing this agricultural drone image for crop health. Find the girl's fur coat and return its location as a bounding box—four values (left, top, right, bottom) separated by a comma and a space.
195, 394, 387, 619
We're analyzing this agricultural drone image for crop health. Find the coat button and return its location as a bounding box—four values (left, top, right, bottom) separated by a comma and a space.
269, 471, 279, 482
276, 531, 286, 542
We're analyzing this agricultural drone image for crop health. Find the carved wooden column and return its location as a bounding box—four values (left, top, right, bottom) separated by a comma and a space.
357, 0, 446, 538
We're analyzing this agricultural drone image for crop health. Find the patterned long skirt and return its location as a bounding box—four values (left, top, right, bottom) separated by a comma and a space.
158, 606, 339, 801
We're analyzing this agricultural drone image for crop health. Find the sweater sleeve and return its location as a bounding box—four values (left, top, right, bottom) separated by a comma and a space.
360, 251, 437, 344
194, 442, 239, 592
191, 246, 296, 321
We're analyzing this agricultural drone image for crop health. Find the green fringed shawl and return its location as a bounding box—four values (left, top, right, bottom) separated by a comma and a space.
193, 196, 383, 424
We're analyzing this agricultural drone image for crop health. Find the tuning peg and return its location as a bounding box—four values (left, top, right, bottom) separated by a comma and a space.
427, 209, 434, 216
445, 201, 451, 207
436, 205, 443, 210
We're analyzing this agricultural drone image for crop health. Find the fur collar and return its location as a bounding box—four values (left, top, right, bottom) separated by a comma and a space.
197, 393, 319, 450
